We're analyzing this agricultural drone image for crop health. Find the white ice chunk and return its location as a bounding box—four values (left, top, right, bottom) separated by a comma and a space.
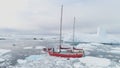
17, 59, 27, 64
23, 47, 33, 49
35, 46, 46, 49
79, 56, 111, 67
0, 49, 11, 56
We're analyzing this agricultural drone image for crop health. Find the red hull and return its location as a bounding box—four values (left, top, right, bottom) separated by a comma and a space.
48, 51, 83, 58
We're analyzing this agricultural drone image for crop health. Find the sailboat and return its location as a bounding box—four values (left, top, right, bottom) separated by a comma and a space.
43, 5, 84, 59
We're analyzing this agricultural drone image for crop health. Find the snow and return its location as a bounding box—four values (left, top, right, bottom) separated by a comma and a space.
0, 58, 5, 62
12, 54, 120, 68
17, 59, 27, 64
108, 47, 120, 54
76, 44, 97, 51
111, 47, 120, 50
79, 56, 111, 67
0, 49, 11, 56
35, 46, 46, 49
23, 47, 33, 49
74, 62, 85, 68
26, 55, 43, 61
90, 43, 103, 45
108, 50, 120, 54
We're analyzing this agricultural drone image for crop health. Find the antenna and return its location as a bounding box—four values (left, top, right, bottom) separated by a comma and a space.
60, 5, 63, 46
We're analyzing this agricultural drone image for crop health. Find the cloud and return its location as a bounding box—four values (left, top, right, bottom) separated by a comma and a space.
0, 0, 120, 34
0, 0, 30, 30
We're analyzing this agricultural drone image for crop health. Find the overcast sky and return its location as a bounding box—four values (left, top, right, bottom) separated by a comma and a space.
0, 0, 120, 34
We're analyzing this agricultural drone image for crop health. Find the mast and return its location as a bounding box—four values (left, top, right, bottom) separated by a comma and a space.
73, 17, 75, 45
60, 5, 63, 46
